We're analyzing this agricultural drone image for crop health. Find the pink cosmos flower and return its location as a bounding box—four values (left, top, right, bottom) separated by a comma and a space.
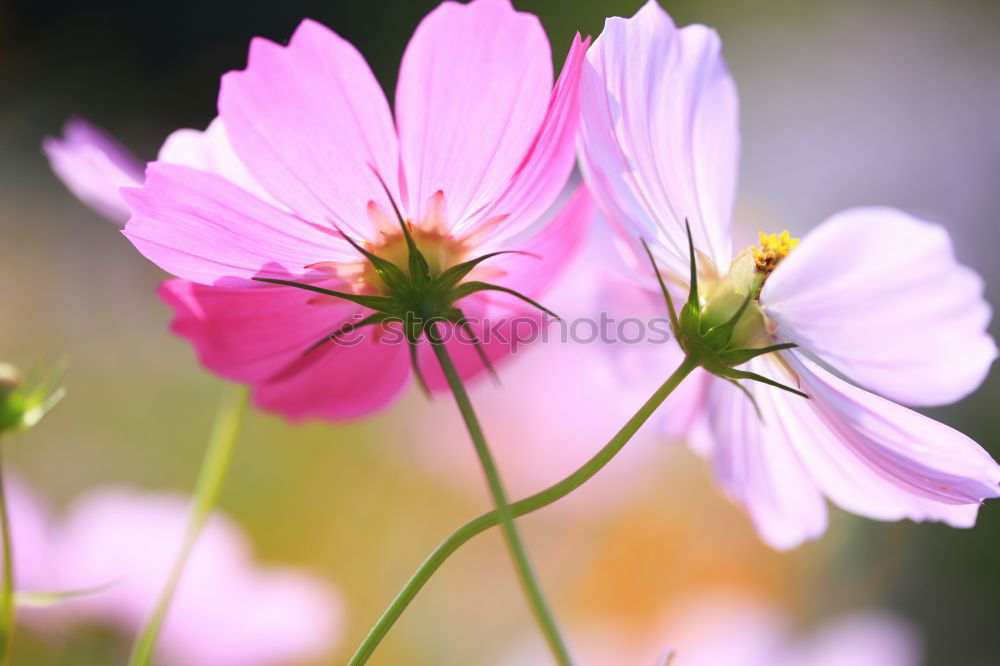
578, 1, 1000, 549
0, 475, 341, 663
53, 486, 343, 666
0, 475, 56, 598
93, 0, 593, 421
502, 595, 921, 666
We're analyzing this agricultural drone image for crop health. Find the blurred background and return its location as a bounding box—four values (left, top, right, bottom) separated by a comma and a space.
2, 0, 999, 664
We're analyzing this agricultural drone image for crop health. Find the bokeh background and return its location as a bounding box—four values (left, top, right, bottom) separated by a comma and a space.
2, 0, 999, 663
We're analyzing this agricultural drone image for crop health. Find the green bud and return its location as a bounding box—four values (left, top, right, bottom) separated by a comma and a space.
0, 361, 66, 436
647, 222, 808, 412
0, 364, 22, 403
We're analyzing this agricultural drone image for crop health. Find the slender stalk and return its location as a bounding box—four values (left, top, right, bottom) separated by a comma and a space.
127, 384, 249, 666
349, 354, 699, 665
426, 323, 573, 666
0, 442, 15, 666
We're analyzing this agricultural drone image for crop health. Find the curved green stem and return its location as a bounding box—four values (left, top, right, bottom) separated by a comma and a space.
0, 442, 15, 666
127, 384, 249, 666
426, 324, 573, 666
349, 355, 699, 664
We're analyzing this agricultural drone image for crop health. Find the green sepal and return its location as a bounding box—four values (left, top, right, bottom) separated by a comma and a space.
266, 313, 389, 383
16, 582, 114, 609
333, 226, 408, 293
369, 167, 431, 284
448, 307, 499, 384
435, 251, 536, 293
640, 238, 679, 332
717, 343, 798, 367
678, 219, 701, 336
407, 335, 431, 399
701, 287, 754, 348
252, 278, 397, 312
452, 281, 561, 320
721, 367, 810, 400
724, 378, 764, 421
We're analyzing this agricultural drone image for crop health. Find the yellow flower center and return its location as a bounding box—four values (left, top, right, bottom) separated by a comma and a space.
750, 230, 799, 276
364, 226, 467, 283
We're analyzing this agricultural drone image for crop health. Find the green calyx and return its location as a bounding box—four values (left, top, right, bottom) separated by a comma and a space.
253, 178, 558, 395
641, 222, 809, 417
0, 361, 66, 436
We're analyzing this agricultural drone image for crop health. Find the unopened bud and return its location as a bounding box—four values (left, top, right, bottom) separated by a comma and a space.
0, 363, 23, 401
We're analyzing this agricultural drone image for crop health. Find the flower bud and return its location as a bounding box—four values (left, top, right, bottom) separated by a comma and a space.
698, 251, 769, 350
0, 361, 65, 436
0, 363, 22, 401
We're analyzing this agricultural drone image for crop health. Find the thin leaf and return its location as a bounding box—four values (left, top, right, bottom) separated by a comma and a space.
451, 308, 499, 384
408, 335, 431, 399
16, 582, 114, 609
452, 281, 560, 320
435, 251, 537, 292
266, 313, 388, 384
718, 342, 798, 368
369, 165, 430, 282
723, 368, 810, 400
252, 278, 396, 311
684, 219, 699, 314
724, 377, 763, 421
640, 238, 679, 331
333, 225, 407, 292
679, 219, 701, 334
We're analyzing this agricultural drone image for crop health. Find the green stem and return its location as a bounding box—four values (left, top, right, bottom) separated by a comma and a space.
126, 384, 249, 666
0, 442, 15, 666
349, 354, 699, 665
426, 324, 573, 666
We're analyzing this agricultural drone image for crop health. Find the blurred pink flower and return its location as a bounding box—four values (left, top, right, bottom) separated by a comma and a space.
1, 475, 56, 596
1, 476, 341, 665
55, 486, 342, 666
105, 0, 592, 421
578, 1, 999, 548
502, 595, 921, 666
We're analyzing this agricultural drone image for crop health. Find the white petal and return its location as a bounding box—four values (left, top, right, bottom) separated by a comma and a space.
703, 360, 828, 550
158, 118, 279, 206
786, 351, 1000, 523
762, 207, 996, 406
578, 0, 738, 278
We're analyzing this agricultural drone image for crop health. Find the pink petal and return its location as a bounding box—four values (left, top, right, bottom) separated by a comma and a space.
160, 279, 411, 421
395, 0, 553, 235
480, 183, 594, 300
159, 279, 357, 383
43, 118, 144, 224
466, 33, 590, 243
703, 360, 828, 550
786, 351, 1000, 520
578, 0, 738, 279
219, 19, 399, 237
5, 475, 56, 593
123, 163, 350, 285
157, 117, 277, 205
251, 333, 411, 422
762, 207, 996, 406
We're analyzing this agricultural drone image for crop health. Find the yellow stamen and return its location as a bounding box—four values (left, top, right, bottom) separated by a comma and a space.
751, 229, 799, 275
